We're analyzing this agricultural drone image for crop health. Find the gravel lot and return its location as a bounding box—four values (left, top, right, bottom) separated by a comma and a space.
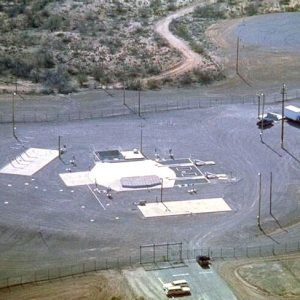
1, 100, 300, 279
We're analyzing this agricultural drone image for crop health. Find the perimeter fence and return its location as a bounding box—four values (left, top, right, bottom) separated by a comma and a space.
1, 239, 300, 289
1, 89, 300, 124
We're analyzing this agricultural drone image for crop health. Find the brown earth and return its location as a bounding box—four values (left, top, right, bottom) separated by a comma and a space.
0, 270, 138, 300
215, 252, 300, 300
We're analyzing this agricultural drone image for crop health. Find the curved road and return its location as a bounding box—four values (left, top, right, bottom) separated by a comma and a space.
148, 0, 216, 81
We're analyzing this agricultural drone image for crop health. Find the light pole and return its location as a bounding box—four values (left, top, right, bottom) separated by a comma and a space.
257, 93, 261, 119
12, 92, 17, 139
140, 123, 144, 154
269, 172, 273, 216
257, 172, 262, 230
281, 83, 286, 149
260, 93, 265, 142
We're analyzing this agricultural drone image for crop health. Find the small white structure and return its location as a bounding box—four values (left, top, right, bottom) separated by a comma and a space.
285, 105, 300, 121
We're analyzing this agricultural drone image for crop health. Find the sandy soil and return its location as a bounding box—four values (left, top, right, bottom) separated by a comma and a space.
0, 270, 137, 300
206, 16, 300, 93
215, 252, 300, 300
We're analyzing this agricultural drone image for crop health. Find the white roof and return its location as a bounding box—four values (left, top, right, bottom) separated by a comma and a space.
285, 105, 300, 113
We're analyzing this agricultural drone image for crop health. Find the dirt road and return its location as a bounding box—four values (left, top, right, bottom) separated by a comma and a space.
148, 0, 216, 81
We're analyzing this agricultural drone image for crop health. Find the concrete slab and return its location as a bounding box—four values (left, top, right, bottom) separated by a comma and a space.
89, 159, 176, 191
138, 198, 231, 217
0, 148, 58, 176
59, 171, 93, 186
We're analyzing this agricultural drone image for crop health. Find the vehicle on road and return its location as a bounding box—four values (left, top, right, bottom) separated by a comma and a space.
163, 279, 191, 297
196, 255, 211, 269
256, 118, 274, 128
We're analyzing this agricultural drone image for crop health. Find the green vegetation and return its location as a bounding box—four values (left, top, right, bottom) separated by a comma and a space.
0, 0, 185, 93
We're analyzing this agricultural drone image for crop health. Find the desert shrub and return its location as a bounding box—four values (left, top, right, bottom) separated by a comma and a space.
145, 64, 160, 76
179, 72, 193, 85
193, 68, 225, 84
193, 5, 225, 19
190, 41, 205, 54
42, 66, 75, 93
44, 14, 63, 31
127, 79, 143, 90
279, 0, 290, 5
153, 33, 169, 47
171, 21, 190, 40
77, 73, 88, 87
147, 79, 161, 90
244, 4, 258, 16
35, 48, 55, 68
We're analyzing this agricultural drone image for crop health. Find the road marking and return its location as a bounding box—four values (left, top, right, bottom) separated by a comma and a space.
199, 271, 213, 274
172, 273, 190, 277
157, 277, 164, 284
87, 184, 106, 210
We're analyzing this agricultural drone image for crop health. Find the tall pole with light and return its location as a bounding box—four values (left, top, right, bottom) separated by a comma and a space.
281, 83, 286, 149
257, 172, 262, 230
12, 92, 17, 139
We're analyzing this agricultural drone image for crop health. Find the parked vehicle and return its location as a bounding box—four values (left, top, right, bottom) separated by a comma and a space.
256, 118, 274, 128
285, 105, 300, 121
196, 255, 211, 268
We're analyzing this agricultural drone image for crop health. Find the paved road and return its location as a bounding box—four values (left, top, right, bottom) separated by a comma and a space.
124, 261, 237, 300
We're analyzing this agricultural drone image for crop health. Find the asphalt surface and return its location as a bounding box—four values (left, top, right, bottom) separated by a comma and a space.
124, 261, 237, 299
1, 100, 300, 279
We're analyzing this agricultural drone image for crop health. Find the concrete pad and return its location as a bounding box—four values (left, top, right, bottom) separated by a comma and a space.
89, 160, 176, 191
138, 198, 231, 217
59, 172, 93, 186
0, 148, 58, 176
121, 150, 145, 160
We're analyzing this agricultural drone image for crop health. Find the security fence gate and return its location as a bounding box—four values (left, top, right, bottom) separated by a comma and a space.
139, 242, 183, 264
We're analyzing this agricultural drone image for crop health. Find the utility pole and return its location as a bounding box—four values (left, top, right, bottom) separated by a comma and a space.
140, 123, 144, 154
257, 172, 262, 230
12, 92, 16, 139
123, 81, 126, 106
138, 87, 141, 117
281, 83, 286, 149
269, 172, 273, 216
236, 37, 240, 74
260, 93, 265, 142
257, 93, 261, 119
58, 135, 61, 159
160, 179, 163, 203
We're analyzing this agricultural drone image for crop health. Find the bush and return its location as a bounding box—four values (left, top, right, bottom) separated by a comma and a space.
244, 4, 258, 16
193, 5, 225, 19
44, 15, 63, 31
190, 41, 205, 54
147, 79, 161, 90
42, 66, 75, 94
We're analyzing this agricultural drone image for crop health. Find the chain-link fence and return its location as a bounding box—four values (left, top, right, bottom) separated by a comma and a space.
1, 89, 300, 124
1, 240, 299, 289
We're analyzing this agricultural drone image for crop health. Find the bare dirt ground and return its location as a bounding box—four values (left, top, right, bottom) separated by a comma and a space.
206, 16, 300, 93
215, 252, 300, 300
0, 270, 138, 300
